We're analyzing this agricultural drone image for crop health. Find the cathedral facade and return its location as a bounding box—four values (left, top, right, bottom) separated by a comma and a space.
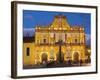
23, 15, 87, 66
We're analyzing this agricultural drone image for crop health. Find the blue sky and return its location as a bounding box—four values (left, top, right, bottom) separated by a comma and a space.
23, 10, 91, 34
23, 10, 91, 45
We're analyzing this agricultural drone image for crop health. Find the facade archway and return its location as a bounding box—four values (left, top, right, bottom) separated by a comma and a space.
42, 53, 48, 63
73, 52, 79, 63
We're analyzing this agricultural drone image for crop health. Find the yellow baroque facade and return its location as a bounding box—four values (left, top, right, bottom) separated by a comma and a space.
23, 15, 87, 66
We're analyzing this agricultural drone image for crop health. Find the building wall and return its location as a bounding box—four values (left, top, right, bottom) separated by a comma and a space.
23, 43, 86, 65
35, 31, 85, 44
23, 43, 35, 66
23, 15, 86, 65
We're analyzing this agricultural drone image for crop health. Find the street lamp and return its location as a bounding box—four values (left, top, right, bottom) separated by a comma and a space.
58, 39, 63, 63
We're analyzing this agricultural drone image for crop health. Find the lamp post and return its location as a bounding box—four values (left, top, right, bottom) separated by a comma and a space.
58, 40, 63, 63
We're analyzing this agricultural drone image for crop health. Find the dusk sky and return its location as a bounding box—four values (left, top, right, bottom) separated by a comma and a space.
23, 10, 91, 45
23, 10, 91, 33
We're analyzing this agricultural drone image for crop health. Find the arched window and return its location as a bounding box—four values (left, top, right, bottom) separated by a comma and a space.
75, 39, 77, 43
42, 53, 48, 63
26, 47, 30, 56
43, 39, 46, 43
73, 52, 79, 63
37, 40, 39, 44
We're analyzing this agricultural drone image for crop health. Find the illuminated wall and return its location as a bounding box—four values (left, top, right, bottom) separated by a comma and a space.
23, 15, 86, 65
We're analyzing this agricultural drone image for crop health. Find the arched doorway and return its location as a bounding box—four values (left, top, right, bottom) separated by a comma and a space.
42, 53, 48, 63
73, 52, 79, 63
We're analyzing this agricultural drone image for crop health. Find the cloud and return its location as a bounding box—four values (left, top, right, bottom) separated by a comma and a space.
23, 28, 35, 37
24, 28, 35, 31
85, 34, 91, 45
25, 15, 33, 19
86, 34, 91, 41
